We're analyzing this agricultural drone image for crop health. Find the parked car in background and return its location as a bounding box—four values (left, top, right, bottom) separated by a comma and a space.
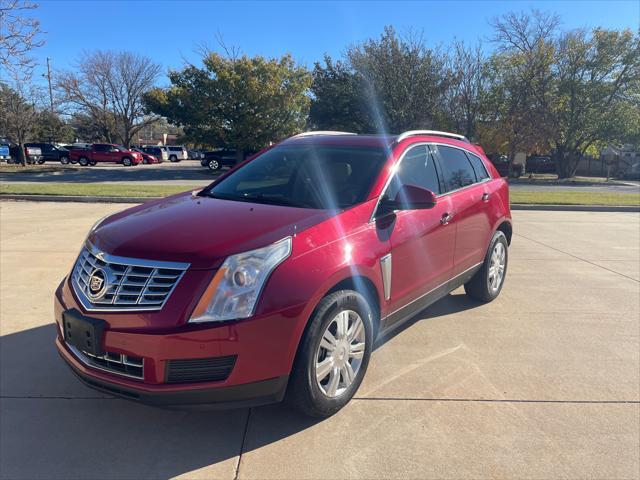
487, 153, 524, 178
69, 144, 142, 166
201, 148, 259, 170
25, 143, 71, 164
131, 147, 160, 164
142, 146, 168, 162
55, 130, 512, 417
526, 155, 556, 174
0, 140, 10, 162
188, 149, 204, 160
165, 145, 188, 162
62, 144, 93, 164
7, 144, 43, 164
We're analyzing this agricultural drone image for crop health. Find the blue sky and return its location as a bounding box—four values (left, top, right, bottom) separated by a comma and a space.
30, 0, 639, 86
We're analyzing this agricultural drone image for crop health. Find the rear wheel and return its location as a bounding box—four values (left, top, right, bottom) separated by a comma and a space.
287, 290, 374, 417
169, 154, 178, 162
208, 159, 220, 170
60, 156, 69, 165
464, 230, 508, 302
78, 156, 89, 167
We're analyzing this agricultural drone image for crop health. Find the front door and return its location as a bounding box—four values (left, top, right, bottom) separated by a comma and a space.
377, 144, 456, 327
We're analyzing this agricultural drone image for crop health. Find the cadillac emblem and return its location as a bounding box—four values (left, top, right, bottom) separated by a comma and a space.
87, 268, 108, 300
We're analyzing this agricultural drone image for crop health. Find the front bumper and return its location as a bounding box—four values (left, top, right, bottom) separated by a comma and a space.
54, 278, 305, 407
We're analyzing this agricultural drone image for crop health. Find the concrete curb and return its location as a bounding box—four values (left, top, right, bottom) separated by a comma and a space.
510, 203, 640, 212
1, 194, 639, 212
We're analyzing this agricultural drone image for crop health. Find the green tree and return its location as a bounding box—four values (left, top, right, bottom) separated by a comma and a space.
347, 26, 448, 133
550, 28, 640, 178
145, 52, 311, 161
308, 55, 369, 132
31, 110, 74, 143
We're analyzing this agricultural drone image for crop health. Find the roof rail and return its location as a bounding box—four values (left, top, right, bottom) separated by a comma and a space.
293, 131, 357, 138
395, 130, 469, 143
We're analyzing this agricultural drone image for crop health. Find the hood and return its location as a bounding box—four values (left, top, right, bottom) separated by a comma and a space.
90, 192, 333, 269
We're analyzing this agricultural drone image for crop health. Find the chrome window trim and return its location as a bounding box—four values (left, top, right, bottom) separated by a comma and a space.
71, 242, 190, 312
369, 141, 493, 223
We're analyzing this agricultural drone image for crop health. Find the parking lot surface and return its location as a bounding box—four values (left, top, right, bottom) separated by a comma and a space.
1, 202, 638, 480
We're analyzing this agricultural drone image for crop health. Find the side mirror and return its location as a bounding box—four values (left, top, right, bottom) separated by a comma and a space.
378, 185, 437, 216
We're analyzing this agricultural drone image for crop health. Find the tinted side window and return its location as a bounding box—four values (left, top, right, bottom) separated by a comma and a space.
94, 144, 109, 152
433, 145, 477, 192
465, 152, 490, 180
386, 145, 440, 200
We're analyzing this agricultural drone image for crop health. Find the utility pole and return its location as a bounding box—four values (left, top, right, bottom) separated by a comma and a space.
45, 57, 54, 115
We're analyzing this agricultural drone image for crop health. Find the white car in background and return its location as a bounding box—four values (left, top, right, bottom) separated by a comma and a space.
165, 145, 188, 162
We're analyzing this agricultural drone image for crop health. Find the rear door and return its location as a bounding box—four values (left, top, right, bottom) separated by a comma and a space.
381, 144, 456, 325
93, 144, 110, 162
431, 144, 492, 277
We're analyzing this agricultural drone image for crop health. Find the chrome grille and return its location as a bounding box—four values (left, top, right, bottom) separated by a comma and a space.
72, 243, 189, 311
67, 343, 144, 380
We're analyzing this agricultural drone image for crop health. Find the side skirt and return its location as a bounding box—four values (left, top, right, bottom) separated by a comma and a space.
379, 262, 482, 336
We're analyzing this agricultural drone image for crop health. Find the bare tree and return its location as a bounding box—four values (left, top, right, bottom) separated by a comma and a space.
0, 81, 43, 164
0, 0, 44, 76
444, 40, 487, 139
57, 50, 161, 147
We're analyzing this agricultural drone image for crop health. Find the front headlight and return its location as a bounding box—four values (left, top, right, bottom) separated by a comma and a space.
189, 237, 292, 323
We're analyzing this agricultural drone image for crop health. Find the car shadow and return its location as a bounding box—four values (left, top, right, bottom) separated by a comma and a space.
0, 324, 321, 479
0, 292, 479, 479
375, 291, 481, 350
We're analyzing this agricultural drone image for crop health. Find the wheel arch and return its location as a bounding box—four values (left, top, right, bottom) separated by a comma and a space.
495, 219, 513, 245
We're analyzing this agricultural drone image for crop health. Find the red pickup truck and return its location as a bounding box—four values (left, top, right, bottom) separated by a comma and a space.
69, 143, 143, 166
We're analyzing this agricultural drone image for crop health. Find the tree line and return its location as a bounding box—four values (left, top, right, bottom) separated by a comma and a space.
1, 3, 638, 177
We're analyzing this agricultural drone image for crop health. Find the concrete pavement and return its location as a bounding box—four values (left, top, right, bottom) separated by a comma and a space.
1, 203, 638, 479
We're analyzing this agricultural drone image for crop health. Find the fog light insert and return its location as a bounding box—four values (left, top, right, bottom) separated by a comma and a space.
165, 355, 237, 383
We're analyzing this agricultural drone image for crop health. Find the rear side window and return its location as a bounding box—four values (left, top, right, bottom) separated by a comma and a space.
465, 152, 490, 181
94, 144, 110, 152
433, 145, 476, 192
386, 145, 440, 199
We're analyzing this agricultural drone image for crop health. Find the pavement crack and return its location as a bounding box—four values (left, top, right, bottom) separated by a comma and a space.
234, 407, 252, 480
353, 397, 640, 404
514, 232, 639, 283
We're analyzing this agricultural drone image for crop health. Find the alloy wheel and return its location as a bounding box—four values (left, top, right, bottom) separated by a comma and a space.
314, 310, 366, 398
488, 242, 506, 293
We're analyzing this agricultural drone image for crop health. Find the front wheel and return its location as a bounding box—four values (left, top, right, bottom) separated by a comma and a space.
287, 290, 374, 418
60, 156, 69, 165
208, 159, 219, 170
122, 157, 132, 166
464, 230, 508, 302
169, 155, 178, 162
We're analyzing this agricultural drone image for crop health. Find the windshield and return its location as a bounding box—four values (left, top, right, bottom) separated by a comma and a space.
203, 144, 388, 209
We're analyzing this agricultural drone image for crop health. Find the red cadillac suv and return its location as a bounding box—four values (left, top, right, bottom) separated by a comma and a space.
55, 130, 512, 417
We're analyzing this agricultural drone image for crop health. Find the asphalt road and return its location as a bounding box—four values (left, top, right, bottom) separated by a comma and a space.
0, 203, 638, 479
2, 161, 639, 193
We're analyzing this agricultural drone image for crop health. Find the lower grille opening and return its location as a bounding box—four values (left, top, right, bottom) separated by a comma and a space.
67, 343, 144, 380
165, 355, 236, 384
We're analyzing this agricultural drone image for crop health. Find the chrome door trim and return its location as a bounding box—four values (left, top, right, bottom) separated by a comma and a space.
379, 254, 392, 301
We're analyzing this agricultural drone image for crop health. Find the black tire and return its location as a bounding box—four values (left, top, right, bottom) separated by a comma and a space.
464, 230, 509, 302
60, 156, 69, 165
78, 156, 89, 167
512, 169, 521, 179
122, 157, 132, 167
38, 159, 45, 164
142, 158, 148, 164
208, 159, 220, 170
169, 155, 178, 162
287, 290, 374, 418
89, 160, 97, 166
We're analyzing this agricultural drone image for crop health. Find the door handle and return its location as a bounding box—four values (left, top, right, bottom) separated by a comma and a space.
482, 192, 490, 202
440, 213, 454, 225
